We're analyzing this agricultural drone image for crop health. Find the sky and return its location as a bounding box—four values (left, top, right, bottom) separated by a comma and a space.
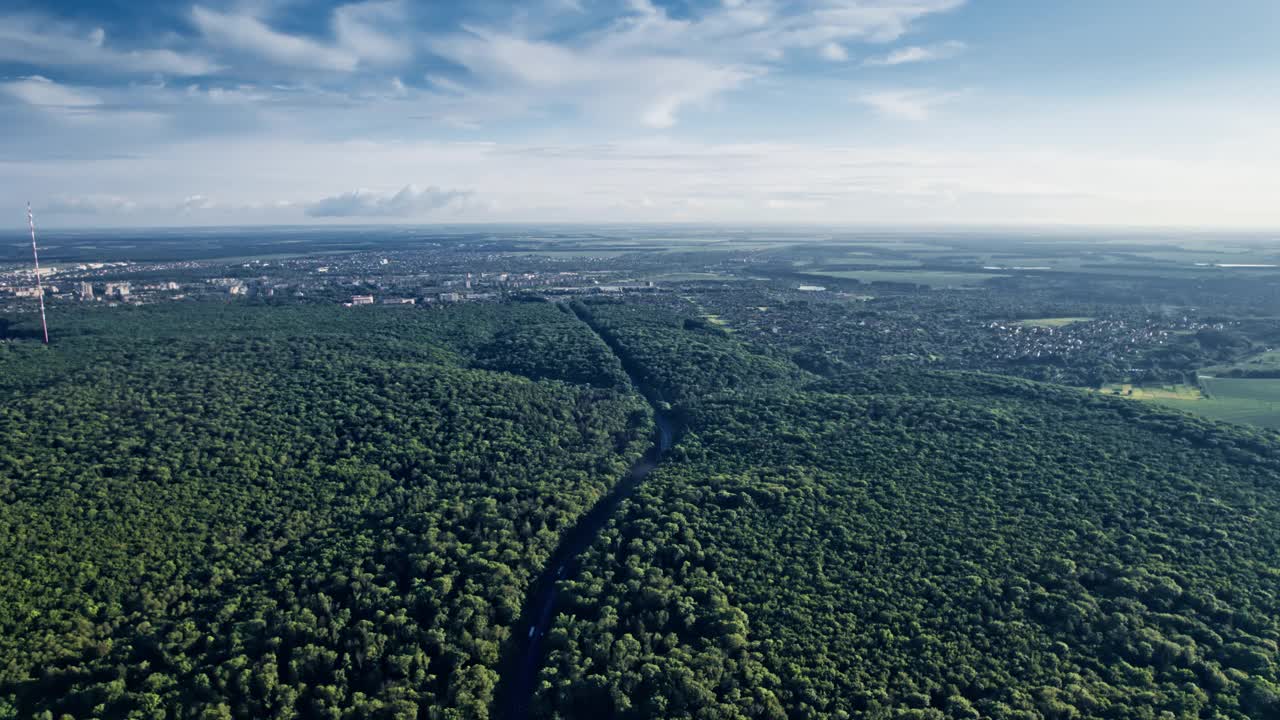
2, 0, 1278, 228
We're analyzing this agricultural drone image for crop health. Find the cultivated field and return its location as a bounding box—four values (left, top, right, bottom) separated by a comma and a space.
1100, 383, 1204, 401
1101, 380, 1280, 430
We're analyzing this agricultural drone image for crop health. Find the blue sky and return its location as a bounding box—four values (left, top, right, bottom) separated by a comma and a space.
2, 0, 1278, 227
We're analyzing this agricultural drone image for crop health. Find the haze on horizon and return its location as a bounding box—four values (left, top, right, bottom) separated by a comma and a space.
2, 0, 1278, 229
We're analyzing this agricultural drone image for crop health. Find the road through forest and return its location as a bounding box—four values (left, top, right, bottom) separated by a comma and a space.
497, 306, 676, 719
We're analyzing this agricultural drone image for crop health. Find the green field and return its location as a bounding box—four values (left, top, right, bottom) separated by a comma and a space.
800, 269, 1006, 287
1101, 382, 1200, 399
1102, 379, 1280, 430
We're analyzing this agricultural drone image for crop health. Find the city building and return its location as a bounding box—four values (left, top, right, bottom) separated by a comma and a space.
351, 295, 374, 305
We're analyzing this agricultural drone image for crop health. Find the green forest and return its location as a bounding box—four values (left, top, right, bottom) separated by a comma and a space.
534, 301, 1280, 720
0, 302, 651, 718
3, 297, 1280, 719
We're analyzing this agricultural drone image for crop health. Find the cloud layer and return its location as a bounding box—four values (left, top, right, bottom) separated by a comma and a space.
0, 14, 217, 76
417, 0, 965, 127
306, 185, 471, 217
0, 1, 967, 130
864, 40, 966, 66
14, 132, 1280, 228
190, 2, 409, 73
3, 0, 1277, 228
2, 76, 100, 108
857, 89, 963, 120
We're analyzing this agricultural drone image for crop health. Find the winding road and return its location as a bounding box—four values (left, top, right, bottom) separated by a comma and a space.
497, 308, 675, 720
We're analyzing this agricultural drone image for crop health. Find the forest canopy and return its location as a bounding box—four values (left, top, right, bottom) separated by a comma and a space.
536, 301, 1280, 720
0, 302, 651, 718
3, 297, 1279, 720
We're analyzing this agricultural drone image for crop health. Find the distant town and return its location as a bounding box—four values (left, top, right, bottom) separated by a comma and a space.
0, 248, 661, 312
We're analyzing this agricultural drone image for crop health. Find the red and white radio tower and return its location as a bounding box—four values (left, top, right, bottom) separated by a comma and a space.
27, 203, 49, 344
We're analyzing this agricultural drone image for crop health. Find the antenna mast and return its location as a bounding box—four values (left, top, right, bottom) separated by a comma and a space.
26, 203, 49, 344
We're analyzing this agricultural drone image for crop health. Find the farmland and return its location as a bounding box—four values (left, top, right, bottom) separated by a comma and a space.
1100, 379, 1280, 430
1192, 377, 1280, 429
1099, 383, 1205, 402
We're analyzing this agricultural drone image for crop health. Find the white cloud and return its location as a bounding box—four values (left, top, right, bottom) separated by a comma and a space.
0, 13, 217, 76
424, 0, 961, 128
192, 6, 359, 72
595, 0, 964, 54
186, 84, 272, 105
12, 3, 1280, 231
774, 0, 966, 47
43, 194, 138, 215
191, 1, 409, 73
305, 184, 471, 217
428, 27, 756, 128
858, 89, 962, 120
2, 76, 101, 108
36, 193, 300, 219
0, 76, 171, 128
0, 1, 965, 136
10, 131, 1280, 228
178, 194, 217, 212
864, 40, 966, 66
820, 42, 848, 62
333, 1, 411, 65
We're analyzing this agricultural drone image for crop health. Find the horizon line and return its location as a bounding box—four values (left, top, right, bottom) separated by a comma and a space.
11, 220, 1280, 236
